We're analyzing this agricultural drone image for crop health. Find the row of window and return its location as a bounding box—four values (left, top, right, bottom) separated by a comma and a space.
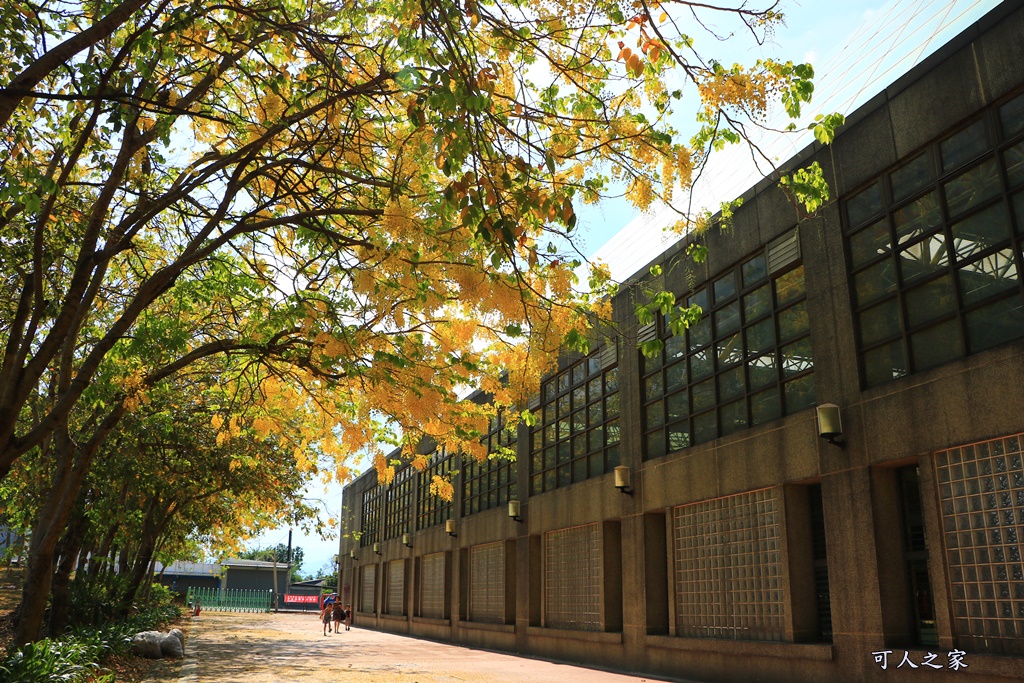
846, 90, 1024, 387
641, 252, 814, 460
529, 352, 621, 495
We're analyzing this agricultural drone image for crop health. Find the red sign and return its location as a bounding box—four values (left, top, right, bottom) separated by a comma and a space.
284, 594, 320, 604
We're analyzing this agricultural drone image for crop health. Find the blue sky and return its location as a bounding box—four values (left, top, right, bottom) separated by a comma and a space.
252, 0, 1002, 578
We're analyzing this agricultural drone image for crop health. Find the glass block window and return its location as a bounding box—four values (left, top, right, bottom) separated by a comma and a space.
360, 564, 376, 613
642, 255, 813, 459
672, 488, 786, 641
544, 523, 602, 631
845, 90, 1024, 388
417, 446, 454, 531
420, 552, 445, 619
463, 411, 518, 516
934, 433, 1024, 656
360, 484, 385, 547
384, 465, 415, 540
530, 352, 620, 495
469, 542, 505, 623
386, 559, 405, 615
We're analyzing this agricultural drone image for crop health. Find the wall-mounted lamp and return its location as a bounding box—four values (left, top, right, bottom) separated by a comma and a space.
445, 519, 457, 537
402, 532, 412, 548
349, 549, 356, 560
372, 542, 381, 555
816, 403, 845, 447
614, 465, 633, 494
508, 499, 522, 523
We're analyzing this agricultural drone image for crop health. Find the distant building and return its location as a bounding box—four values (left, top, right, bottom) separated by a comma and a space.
156, 559, 291, 602
337, 2, 1024, 681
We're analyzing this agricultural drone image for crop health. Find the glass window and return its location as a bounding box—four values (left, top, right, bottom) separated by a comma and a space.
854, 258, 897, 305
689, 348, 712, 380
905, 275, 956, 328
940, 119, 987, 172
745, 317, 775, 356
646, 251, 813, 457
944, 158, 1001, 217
743, 284, 772, 321
848, 183, 883, 227
748, 354, 777, 390
666, 392, 688, 421
783, 374, 816, 413
689, 288, 708, 312
778, 301, 809, 340
860, 299, 901, 348
999, 92, 1024, 138
719, 400, 746, 436
957, 249, 1019, 306
667, 426, 690, 452
687, 317, 710, 351
891, 152, 934, 202
1004, 140, 1024, 188
849, 219, 892, 268
666, 361, 686, 392
692, 379, 715, 412
646, 431, 666, 460
714, 271, 737, 303
742, 255, 767, 287
847, 104, 1024, 388
714, 302, 741, 335
716, 333, 742, 368
646, 400, 665, 430
775, 266, 806, 306
692, 411, 717, 444
965, 295, 1024, 352
717, 365, 745, 402
898, 234, 948, 285
893, 191, 941, 244
863, 340, 907, 388
605, 392, 619, 418
750, 387, 781, 425
781, 338, 813, 377
644, 374, 663, 401
950, 203, 1012, 259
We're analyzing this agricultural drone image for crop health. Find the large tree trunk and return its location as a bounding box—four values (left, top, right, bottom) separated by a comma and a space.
13, 423, 111, 645
48, 493, 90, 634
117, 498, 174, 616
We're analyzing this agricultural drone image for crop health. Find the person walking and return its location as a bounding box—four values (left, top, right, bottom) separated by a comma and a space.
332, 601, 345, 634
344, 604, 352, 631
320, 592, 337, 634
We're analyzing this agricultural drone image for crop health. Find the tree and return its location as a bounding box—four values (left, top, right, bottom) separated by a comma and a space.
1, 0, 833, 643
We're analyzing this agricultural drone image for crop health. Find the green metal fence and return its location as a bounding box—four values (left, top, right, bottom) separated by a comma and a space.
187, 586, 273, 612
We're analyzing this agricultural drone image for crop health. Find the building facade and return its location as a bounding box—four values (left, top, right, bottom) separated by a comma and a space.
338, 3, 1024, 681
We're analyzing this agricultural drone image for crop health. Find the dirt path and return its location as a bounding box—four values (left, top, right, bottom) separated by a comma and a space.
179, 611, 679, 683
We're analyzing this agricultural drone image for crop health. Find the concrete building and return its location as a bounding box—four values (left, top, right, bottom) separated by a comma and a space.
338, 3, 1024, 681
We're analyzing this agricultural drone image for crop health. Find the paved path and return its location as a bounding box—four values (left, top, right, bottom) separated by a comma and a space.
172, 611, 684, 683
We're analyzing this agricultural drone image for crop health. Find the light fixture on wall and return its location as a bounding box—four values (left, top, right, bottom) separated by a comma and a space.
508, 499, 522, 523
816, 403, 845, 447
372, 542, 381, 555
445, 518, 457, 537
349, 549, 356, 560
402, 532, 412, 548
613, 465, 633, 494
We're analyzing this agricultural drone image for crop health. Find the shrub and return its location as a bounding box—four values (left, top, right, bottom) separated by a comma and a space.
0, 633, 113, 683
